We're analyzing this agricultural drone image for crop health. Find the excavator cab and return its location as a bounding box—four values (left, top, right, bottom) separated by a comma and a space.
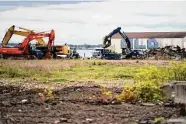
29, 44, 44, 59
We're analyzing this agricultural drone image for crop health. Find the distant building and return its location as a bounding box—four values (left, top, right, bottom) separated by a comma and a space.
109, 32, 186, 54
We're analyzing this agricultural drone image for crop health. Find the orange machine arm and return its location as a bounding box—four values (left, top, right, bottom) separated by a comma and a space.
19, 30, 55, 55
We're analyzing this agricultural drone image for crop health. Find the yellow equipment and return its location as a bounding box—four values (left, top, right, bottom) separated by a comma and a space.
1, 25, 46, 46
54, 44, 69, 55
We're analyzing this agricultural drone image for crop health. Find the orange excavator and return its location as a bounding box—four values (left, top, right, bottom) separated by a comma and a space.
1, 25, 70, 59
0, 25, 55, 59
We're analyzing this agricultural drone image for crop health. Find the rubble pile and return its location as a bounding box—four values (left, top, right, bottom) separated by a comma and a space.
145, 45, 186, 60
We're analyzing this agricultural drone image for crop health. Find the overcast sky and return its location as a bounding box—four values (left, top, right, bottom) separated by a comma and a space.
0, 0, 186, 45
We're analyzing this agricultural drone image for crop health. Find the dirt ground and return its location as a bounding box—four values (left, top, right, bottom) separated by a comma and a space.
0, 83, 180, 124
0, 60, 184, 124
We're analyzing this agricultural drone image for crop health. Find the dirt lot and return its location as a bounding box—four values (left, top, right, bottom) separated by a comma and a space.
0, 83, 179, 124
0, 60, 184, 124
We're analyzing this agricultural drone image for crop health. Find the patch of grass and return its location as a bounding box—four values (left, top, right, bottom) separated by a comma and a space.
0, 67, 22, 78
92, 61, 106, 66
2, 60, 186, 103
113, 73, 133, 79
53, 78, 68, 82
0, 63, 51, 79
153, 117, 165, 123
0, 60, 144, 81
51, 65, 138, 81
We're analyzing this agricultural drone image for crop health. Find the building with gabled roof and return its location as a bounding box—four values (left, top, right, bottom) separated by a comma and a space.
109, 32, 186, 53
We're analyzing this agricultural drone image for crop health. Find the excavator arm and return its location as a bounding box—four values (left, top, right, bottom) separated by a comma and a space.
1, 25, 15, 46
1, 25, 46, 46
103, 27, 131, 50
19, 30, 55, 56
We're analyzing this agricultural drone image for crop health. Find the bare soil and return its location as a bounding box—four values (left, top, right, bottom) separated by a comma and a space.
0, 84, 180, 124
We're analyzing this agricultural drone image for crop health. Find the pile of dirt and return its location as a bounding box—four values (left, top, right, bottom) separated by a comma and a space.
0, 85, 180, 124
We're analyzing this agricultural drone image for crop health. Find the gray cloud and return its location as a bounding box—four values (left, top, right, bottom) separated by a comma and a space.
0, 0, 186, 45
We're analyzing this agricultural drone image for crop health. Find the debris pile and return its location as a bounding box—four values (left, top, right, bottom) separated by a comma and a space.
145, 45, 186, 60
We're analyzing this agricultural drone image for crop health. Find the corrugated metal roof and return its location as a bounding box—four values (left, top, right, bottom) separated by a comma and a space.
112, 32, 186, 39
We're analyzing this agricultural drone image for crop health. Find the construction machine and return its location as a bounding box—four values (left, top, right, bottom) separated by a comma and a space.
52, 44, 70, 58
92, 47, 121, 60
103, 27, 144, 59
0, 25, 55, 59
1, 25, 70, 59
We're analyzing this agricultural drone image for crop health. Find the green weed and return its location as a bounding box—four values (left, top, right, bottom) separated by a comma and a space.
53, 78, 68, 82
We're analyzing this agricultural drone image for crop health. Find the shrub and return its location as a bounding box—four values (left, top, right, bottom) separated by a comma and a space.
134, 66, 170, 85
117, 65, 174, 103
99, 85, 114, 103
169, 61, 186, 81
116, 84, 136, 102
130, 62, 186, 102
135, 81, 163, 102
133, 66, 170, 102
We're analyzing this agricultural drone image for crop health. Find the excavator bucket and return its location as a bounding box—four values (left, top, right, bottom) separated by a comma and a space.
103, 36, 111, 48
1, 25, 15, 46
102, 27, 122, 48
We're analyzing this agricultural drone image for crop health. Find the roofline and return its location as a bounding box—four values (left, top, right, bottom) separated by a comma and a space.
125, 31, 186, 33
112, 32, 186, 39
